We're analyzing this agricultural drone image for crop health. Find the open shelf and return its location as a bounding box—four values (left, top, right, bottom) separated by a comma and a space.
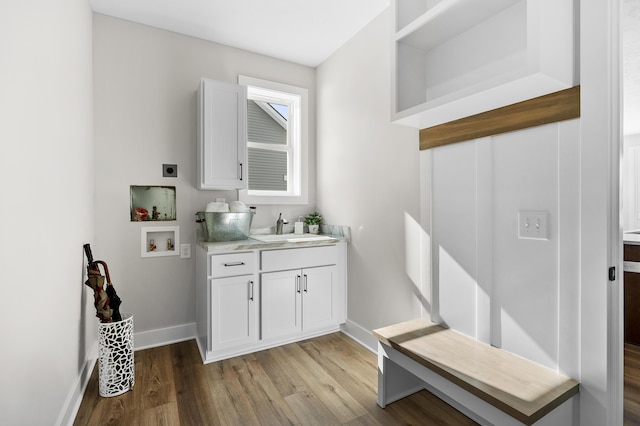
392, 0, 577, 129
395, 0, 519, 47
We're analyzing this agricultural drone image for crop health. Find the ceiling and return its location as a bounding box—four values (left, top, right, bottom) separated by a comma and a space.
90, 0, 639, 134
89, 0, 390, 68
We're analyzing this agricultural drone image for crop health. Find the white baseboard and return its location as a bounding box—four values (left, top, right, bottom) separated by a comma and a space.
58, 342, 97, 426
134, 322, 196, 351
340, 319, 377, 353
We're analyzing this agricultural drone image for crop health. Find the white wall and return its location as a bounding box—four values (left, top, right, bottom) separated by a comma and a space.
624, 133, 640, 231
580, 0, 623, 424
319, 2, 619, 424
92, 15, 316, 340
426, 121, 581, 373
0, 0, 95, 424
316, 9, 423, 344
315, 3, 581, 375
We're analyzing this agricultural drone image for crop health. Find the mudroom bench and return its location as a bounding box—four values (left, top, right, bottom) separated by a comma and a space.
373, 319, 580, 426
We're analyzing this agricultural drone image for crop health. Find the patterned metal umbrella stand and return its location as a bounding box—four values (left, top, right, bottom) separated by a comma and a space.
97, 313, 135, 397
83, 244, 134, 396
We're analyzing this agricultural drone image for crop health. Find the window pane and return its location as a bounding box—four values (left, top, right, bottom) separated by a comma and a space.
248, 148, 288, 191
247, 100, 286, 145
270, 103, 288, 120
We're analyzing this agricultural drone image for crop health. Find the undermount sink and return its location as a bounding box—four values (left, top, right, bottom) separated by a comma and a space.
250, 233, 335, 243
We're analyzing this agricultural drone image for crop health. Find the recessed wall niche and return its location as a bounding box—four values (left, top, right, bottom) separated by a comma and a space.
141, 226, 179, 258
130, 185, 176, 221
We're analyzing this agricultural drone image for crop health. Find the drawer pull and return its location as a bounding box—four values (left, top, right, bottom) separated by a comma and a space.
304, 274, 308, 293
249, 280, 254, 301
296, 275, 301, 293
224, 261, 245, 267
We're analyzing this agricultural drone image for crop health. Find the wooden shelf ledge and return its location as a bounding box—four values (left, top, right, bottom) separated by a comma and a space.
419, 86, 580, 150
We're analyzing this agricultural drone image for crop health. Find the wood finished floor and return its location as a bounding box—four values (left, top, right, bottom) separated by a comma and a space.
626, 343, 640, 425
74, 332, 477, 425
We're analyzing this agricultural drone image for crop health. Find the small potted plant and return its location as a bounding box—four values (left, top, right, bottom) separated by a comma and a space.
304, 211, 323, 234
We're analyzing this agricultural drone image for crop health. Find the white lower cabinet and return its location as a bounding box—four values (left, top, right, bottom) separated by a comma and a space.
261, 265, 335, 340
209, 275, 258, 351
196, 243, 346, 363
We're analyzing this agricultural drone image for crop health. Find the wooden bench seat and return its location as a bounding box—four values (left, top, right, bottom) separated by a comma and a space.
373, 319, 579, 425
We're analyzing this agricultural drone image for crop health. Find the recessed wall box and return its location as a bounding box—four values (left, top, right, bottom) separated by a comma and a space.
141, 226, 180, 257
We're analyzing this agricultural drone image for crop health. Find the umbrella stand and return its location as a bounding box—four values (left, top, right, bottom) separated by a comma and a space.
83, 243, 134, 396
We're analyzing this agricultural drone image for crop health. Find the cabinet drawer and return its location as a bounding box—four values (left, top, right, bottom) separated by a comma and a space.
261, 245, 337, 272
210, 252, 255, 278
625, 244, 640, 261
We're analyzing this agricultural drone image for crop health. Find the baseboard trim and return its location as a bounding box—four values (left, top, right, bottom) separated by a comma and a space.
58, 342, 97, 426
133, 322, 196, 351
340, 319, 377, 353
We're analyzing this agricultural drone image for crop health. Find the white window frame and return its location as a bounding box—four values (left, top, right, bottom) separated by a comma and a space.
238, 75, 308, 205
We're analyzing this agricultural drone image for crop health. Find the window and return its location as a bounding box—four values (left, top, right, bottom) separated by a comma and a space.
238, 76, 308, 205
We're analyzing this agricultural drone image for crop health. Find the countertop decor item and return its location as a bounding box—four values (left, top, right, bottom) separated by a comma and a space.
305, 212, 322, 235
304, 211, 323, 225
195, 211, 254, 242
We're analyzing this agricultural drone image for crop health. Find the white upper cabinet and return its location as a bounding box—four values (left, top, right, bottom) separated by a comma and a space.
197, 78, 247, 190
392, 0, 577, 129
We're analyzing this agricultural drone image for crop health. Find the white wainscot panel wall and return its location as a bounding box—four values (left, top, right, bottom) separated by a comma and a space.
425, 119, 580, 373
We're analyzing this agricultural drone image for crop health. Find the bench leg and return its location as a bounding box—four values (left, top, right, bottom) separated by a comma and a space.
377, 342, 425, 408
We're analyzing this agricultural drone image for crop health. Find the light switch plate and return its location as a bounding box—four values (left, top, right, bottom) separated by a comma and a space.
180, 243, 191, 259
518, 211, 549, 240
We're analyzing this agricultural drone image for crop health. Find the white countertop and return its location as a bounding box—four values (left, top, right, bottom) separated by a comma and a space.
625, 232, 640, 245
199, 233, 348, 253
198, 224, 351, 253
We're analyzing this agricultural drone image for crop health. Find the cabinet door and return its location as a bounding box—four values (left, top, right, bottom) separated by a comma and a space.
261, 270, 301, 339
210, 275, 257, 351
302, 266, 335, 331
198, 78, 247, 190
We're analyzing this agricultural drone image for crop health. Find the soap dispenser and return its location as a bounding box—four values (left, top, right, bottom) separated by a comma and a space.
294, 216, 304, 234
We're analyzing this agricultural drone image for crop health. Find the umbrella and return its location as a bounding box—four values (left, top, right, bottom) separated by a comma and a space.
95, 260, 122, 322
84, 244, 122, 322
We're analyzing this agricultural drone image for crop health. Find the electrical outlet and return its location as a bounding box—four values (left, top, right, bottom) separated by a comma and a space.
180, 243, 191, 259
518, 211, 549, 240
163, 164, 177, 177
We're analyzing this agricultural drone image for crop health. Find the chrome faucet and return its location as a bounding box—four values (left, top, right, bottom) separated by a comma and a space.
276, 213, 288, 234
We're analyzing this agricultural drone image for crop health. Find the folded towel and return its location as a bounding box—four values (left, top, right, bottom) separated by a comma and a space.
229, 201, 250, 213
205, 202, 229, 212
